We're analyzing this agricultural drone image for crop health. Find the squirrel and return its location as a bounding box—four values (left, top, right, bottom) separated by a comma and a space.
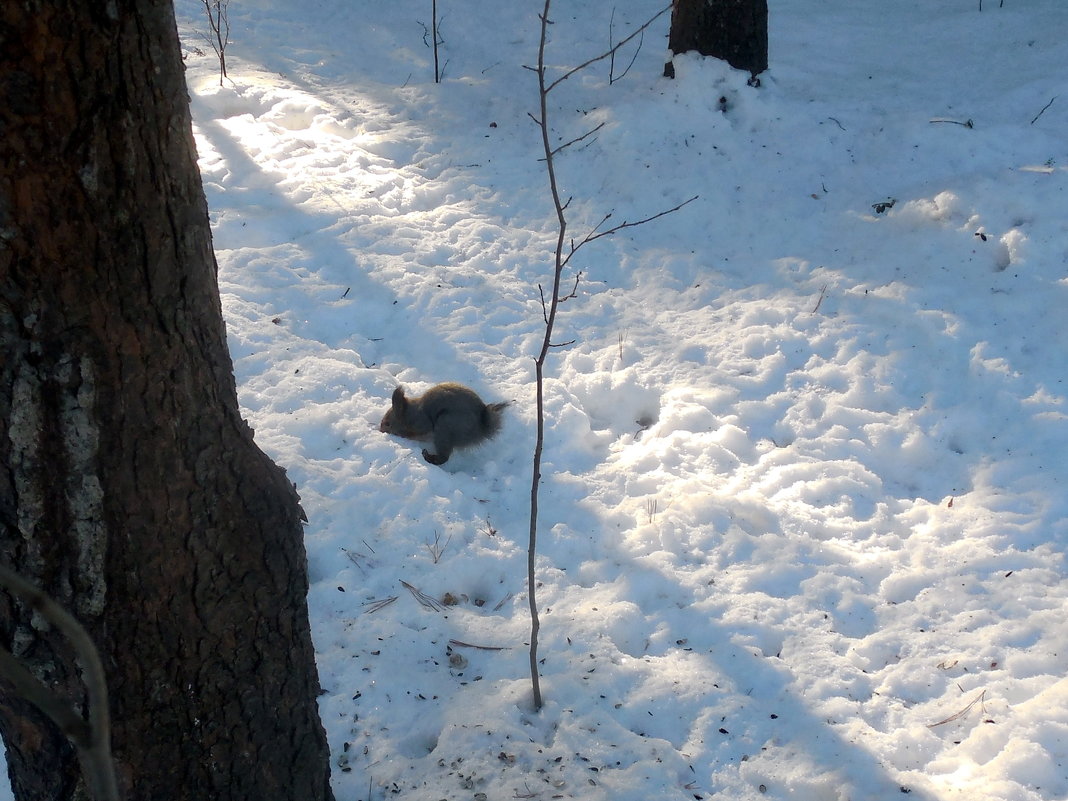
379, 382, 510, 465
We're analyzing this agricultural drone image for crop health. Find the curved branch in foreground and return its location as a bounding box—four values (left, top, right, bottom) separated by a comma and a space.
0, 564, 120, 801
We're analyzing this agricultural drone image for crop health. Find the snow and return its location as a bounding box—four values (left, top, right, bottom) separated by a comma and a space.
15, 1, 1067, 799
168, 1, 1068, 799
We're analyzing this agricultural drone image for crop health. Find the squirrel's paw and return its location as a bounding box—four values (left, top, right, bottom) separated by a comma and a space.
422, 449, 448, 466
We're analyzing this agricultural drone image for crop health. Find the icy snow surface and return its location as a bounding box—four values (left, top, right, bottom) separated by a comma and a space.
164, 1, 1068, 799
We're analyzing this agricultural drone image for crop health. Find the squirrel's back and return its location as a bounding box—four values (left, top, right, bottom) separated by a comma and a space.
379, 382, 509, 465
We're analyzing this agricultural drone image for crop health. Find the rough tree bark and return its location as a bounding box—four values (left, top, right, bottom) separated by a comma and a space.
0, 2, 335, 800
664, 0, 769, 78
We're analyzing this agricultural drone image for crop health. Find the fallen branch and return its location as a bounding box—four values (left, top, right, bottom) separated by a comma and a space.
1030, 96, 1056, 125
929, 117, 974, 128
362, 596, 398, 614
927, 689, 987, 728
810, 284, 828, 314
400, 580, 444, 612
448, 639, 510, 651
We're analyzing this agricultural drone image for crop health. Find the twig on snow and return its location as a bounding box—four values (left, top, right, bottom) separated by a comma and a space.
929, 117, 974, 128
1030, 96, 1056, 125
810, 284, 828, 314
400, 580, 444, 611
448, 639, 510, 651
362, 596, 398, 614
927, 689, 987, 728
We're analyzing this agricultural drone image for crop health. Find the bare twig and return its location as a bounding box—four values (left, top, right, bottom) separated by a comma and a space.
362, 596, 398, 614
0, 565, 119, 801
1031, 96, 1056, 125
432, 0, 441, 83
551, 121, 607, 157
343, 547, 372, 573
606, 7, 645, 84
608, 7, 645, 85
448, 639, 510, 651
578, 195, 699, 248
199, 0, 230, 86
525, 1, 694, 712
811, 284, 828, 314
559, 272, 582, 302
546, 4, 671, 92
929, 117, 974, 128
525, 4, 558, 709
927, 689, 987, 728
400, 580, 444, 612
425, 531, 452, 564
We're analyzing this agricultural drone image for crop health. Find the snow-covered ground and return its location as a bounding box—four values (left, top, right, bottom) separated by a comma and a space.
174, 1, 1068, 799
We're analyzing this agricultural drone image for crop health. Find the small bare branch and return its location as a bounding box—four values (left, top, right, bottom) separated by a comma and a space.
811, 284, 828, 314
400, 580, 444, 612
608, 7, 618, 80
551, 121, 607, 157
1031, 96, 1056, 125
362, 596, 398, 614
570, 213, 613, 254
581, 195, 699, 247
199, 0, 230, 86
929, 117, 975, 128
557, 272, 582, 302
609, 7, 646, 85
928, 689, 987, 728
425, 531, 452, 564
547, 4, 671, 93
448, 639, 510, 651
613, 28, 644, 84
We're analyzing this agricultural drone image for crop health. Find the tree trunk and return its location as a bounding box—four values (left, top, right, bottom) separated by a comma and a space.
0, 2, 335, 800
665, 0, 769, 77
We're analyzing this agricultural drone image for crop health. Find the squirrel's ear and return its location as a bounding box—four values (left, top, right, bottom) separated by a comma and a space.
391, 386, 407, 411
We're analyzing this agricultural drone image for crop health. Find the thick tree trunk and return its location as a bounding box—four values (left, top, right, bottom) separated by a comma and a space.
665, 0, 769, 77
0, 2, 335, 800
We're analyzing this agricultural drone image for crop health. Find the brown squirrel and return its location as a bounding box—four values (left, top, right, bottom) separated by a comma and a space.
379, 382, 510, 465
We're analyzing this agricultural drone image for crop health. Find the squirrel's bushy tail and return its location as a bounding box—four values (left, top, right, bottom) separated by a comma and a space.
482, 401, 511, 439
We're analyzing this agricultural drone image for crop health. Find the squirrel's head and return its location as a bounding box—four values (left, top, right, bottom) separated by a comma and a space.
378, 386, 409, 433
